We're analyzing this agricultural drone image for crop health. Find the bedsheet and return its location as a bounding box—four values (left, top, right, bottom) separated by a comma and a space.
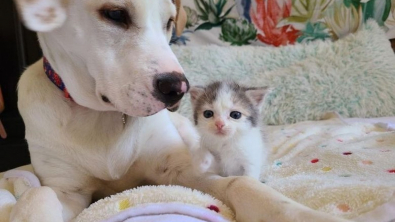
1, 115, 395, 221
263, 114, 395, 221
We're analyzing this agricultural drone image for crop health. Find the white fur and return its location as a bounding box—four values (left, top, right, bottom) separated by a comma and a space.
36, 0, 182, 116
190, 83, 267, 179
14, 0, 351, 221
197, 128, 266, 180
14, 0, 67, 32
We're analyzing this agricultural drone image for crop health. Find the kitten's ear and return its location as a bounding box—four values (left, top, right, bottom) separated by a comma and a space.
189, 86, 205, 104
245, 87, 272, 108
14, 0, 68, 32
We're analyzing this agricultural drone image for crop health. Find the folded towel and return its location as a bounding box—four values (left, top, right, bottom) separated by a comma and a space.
0, 169, 63, 222
101, 203, 231, 222
75, 186, 235, 222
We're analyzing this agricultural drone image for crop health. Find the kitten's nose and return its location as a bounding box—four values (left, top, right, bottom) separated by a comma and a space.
215, 120, 225, 130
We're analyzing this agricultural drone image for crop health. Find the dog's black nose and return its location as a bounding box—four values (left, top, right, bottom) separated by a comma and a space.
153, 72, 189, 109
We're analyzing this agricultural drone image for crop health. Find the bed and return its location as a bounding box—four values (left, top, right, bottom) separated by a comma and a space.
2, 115, 394, 222
1, 19, 395, 222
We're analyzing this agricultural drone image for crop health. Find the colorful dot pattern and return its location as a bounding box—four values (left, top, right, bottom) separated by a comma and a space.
337, 204, 351, 212
265, 120, 395, 218
118, 199, 131, 211
322, 166, 332, 172
207, 205, 220, 213
311, 158, 319, 163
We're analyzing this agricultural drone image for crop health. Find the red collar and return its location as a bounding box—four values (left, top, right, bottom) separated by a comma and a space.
43, 57, 72, 99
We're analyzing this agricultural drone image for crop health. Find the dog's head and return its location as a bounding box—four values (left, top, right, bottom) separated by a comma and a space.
14, 0, 188, 116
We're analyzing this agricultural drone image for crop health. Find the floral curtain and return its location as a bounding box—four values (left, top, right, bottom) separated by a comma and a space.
171, 0, 395, 47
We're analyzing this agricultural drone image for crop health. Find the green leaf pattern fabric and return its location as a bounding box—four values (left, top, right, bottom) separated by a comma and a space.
171, 0, 395, 46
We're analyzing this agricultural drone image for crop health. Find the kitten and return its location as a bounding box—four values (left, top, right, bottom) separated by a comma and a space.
189, 81, 270, 179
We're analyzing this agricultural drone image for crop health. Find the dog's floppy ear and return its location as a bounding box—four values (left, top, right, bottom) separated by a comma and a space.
175, 0, 187, 36
14, 0, 68, 32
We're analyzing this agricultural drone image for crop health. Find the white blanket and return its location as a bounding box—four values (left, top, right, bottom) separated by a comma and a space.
263, 115, 395, 221
1, 116, 395, 221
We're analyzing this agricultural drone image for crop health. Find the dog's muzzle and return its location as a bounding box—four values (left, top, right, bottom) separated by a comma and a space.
153, 72, 189, 112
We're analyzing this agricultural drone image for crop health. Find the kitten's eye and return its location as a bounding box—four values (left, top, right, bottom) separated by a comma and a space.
166, 18, 174, 31
203, 110, 214, 118
230, 111, 242, 119
101, 9, 129, 26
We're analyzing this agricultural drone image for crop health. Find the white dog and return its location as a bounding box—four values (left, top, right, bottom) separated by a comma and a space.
13, 0, 350, 221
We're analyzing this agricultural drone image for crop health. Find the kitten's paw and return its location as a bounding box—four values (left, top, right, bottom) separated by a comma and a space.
199, 151, 215, 173
244, 172, 261, 180
243, 164, 262, 180
191, 150, 214, 174
200, 155, 212, 172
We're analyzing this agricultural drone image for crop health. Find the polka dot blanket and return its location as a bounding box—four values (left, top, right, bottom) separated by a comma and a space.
262, 113, 395, 221
1, 115, 395, 221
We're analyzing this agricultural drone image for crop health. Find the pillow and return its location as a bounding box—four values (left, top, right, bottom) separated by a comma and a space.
173, 20, 395, 125
171, 0, 395, 46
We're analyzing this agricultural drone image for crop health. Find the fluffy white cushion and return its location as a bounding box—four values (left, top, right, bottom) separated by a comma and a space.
173, 20, 395, 125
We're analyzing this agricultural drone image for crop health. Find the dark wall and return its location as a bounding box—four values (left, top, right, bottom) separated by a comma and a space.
0, 0, 42, 171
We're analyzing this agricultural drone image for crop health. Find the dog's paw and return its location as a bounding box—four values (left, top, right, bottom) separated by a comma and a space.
179, 124, 201, 151
168, 112, 201, 151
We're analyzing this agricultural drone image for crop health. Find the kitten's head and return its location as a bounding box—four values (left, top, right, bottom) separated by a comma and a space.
190, 81, 270, 139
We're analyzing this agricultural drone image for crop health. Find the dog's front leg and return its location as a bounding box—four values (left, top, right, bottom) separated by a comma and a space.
168, 112, 200, 151
52, 187, 92, 222
142, 147, 351, 222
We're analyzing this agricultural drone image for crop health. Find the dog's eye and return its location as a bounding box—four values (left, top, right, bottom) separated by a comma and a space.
203, 110, 214, 118
166, 18, 174, 31
101, 9, 129, 27
230, 111, 242, 119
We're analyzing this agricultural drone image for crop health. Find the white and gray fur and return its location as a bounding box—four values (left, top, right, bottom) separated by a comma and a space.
189, 81, 269, 179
